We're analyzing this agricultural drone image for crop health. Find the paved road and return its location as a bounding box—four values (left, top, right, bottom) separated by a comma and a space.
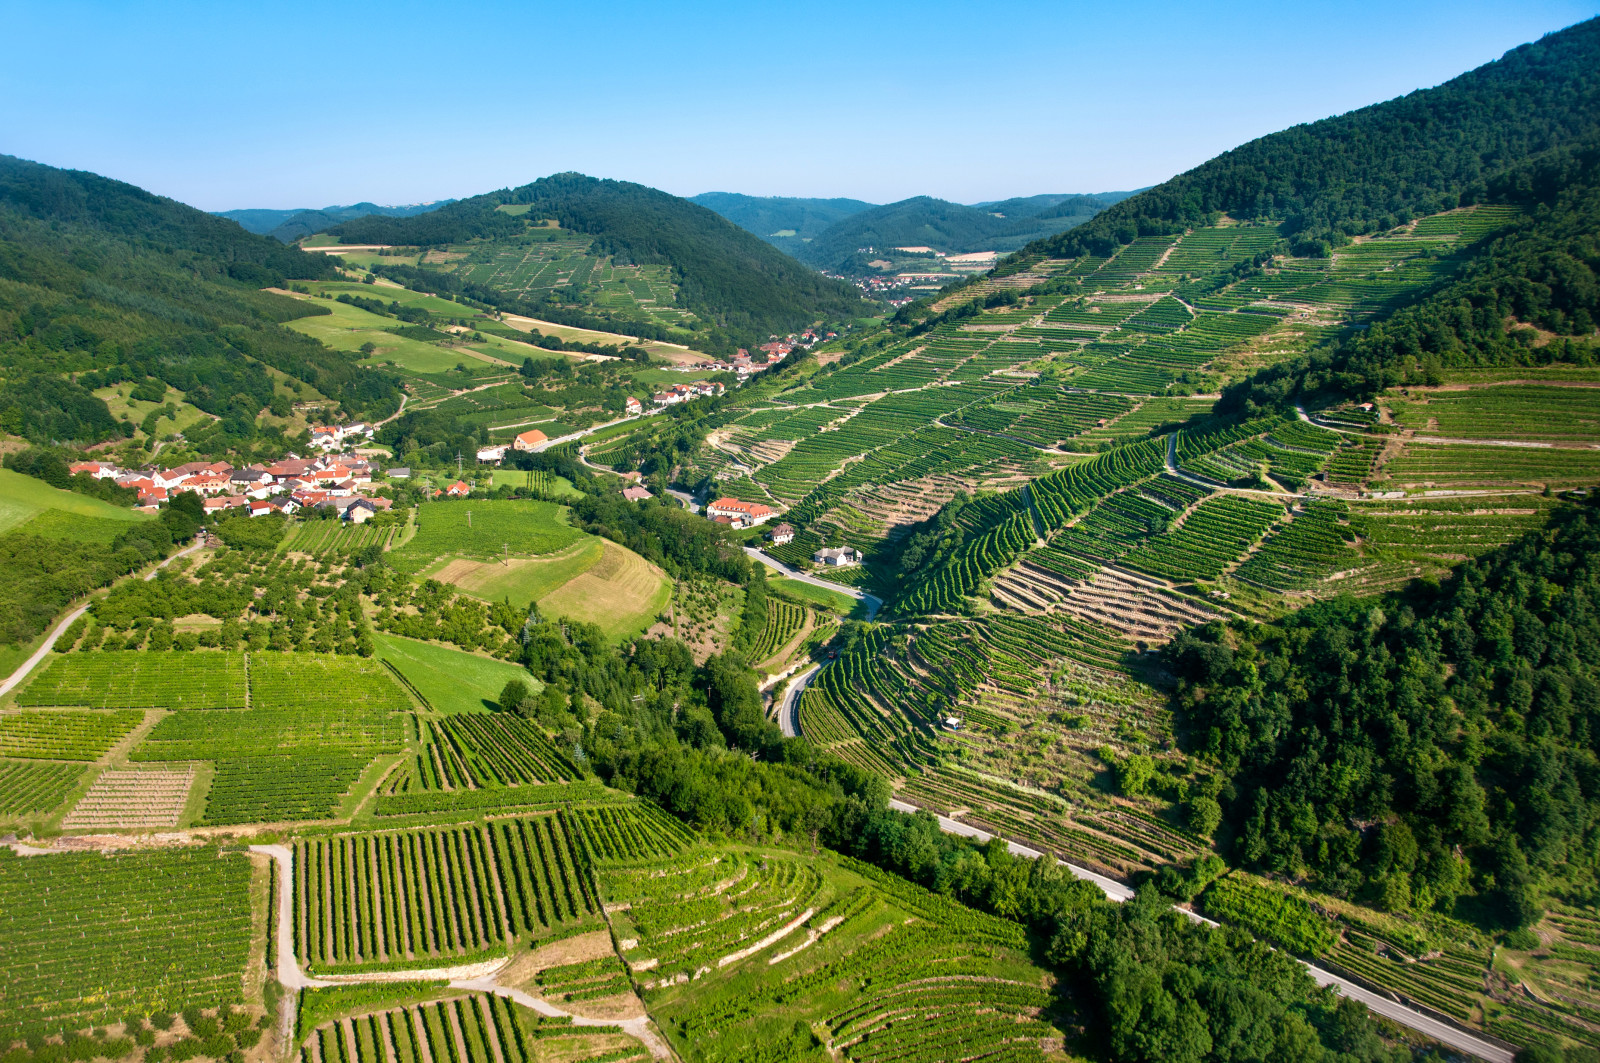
776, 664, 820, 738
536, 411, 659, 454
743, 547, 882, 620
0, 541, 202, 699
879, 799, 1512, 1062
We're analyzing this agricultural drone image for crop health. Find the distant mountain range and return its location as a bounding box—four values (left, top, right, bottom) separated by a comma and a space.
691, 189, 1140, 271
215, 201, 454, 244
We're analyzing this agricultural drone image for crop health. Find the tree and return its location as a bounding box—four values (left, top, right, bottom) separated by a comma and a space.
498, 678, 531, 714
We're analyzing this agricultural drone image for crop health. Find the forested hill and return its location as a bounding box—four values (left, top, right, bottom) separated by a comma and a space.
217, 200, 452, 243
689, 192, 875, 255
330, 173, 868, 338
797, 193, 1116, 270
1220, 134, 1600, 415
0, 155, 399, 445
1024, 16, 1600, 259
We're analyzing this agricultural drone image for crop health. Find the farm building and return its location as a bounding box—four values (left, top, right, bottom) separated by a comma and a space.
477, 444, 509, 464
770, 523, 795, 545
513, 429, 549, 452
813, 546, 860, 567
623, 486, 653, 502
707, 497, 774, 527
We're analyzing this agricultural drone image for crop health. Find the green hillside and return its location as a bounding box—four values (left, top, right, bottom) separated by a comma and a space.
329, 173, 868, 347
0, 154, 401, 447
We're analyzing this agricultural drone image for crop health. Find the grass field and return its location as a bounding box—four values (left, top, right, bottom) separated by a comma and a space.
769, 577, 866, 618
487, 469, 583, 496
0, 469, 152, 537
282, 296, 506, 375
391, 499, 586, 573
372, 632, 540, 713
428, 537, 606, 604
535, 540, 672, 640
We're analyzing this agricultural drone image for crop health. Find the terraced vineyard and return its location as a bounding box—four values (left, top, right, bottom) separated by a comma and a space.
296, 992, 558, 1063
609, 845, 1064, 1062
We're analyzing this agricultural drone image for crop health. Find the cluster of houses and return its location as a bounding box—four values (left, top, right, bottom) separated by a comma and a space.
308, 422, 376, 452
71, 453, 394, 523
652, 380, 725, 406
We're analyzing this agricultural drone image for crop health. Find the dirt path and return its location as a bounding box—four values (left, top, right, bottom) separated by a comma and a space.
251, 844, 675, 1059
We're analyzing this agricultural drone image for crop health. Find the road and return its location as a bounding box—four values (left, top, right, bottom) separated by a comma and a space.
249, 844, 675, 1059
0, 540, 202, 699
776, 664, 819, 737
878, 799, 1512, 1062
537, 411, 660, 454
742, 546, 882, 620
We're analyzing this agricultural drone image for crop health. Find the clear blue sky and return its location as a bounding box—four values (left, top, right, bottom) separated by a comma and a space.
3, 0, 1596, 211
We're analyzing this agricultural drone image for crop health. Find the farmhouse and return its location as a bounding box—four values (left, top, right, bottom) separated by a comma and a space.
622, 486, 653, 502
706, 497, 774, 528
769, 523, 795, 545
445, 481, 471, 498
813, 546, 860, 567
513, 429, 548, 452
624, 396, 643, 415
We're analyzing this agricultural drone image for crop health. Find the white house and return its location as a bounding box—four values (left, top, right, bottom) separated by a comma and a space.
477, 444, 510, 464
813, 546, 859, 567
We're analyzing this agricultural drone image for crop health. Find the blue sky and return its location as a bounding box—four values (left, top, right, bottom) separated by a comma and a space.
2, 0, 1597, 211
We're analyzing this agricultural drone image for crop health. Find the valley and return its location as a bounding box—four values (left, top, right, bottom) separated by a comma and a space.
3, 11, 1600, 1063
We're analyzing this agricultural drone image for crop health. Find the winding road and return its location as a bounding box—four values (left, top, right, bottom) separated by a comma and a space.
250, 845, 675, 1059
870, 797, 1512, 1061
742, 547, 882, 620
775, 664, 819, 738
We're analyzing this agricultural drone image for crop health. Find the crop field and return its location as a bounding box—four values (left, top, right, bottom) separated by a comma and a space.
1121, 495, 1284, 582
0, 758, 85, 817
746, 599, 807, 662
1388, 384, 1600, 441
293, 816, 598, 969
296, 992, 565, 1063
0, 468, 153, 537
1233, 499, 1358, 589
18, 652, 248, 709
61, 765, 196, 829
0, 846, 252, 1036
609, 845, 1062, 1062
397, 713, 580, 792
1383, 443, 1600, 489
373, 633, 535, 715
391, 500, 586, 574
567, 802, 696, 863
283, 520, 401, 560
116, 653, 410, 823
0, 709, 143, 760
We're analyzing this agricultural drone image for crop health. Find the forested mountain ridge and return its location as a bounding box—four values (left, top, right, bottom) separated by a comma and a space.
217, 200, 452, 243
330, 173, 867, 341
796, 192, 1119, 271
1024, 16, 1600, 259
689, 191, 874, 255
0, 154, 399, 445
1222, 134, 1600, 414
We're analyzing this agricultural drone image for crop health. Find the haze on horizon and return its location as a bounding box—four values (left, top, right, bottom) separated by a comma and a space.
3, 0, 1597, 212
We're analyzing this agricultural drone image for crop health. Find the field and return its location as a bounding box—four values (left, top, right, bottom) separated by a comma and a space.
391, 500, 587, 574
768, 577, 866, 617
0, 468, 152, 537
0, 759, 86, 818
282, 290, 515, 375
0, 709, 144, 760
0, 846, 253, 1036
292, 815, 601, 972
428, 537, 606, 604
373, 632, 538, 714
19, 651, 249, 709
294, 992, 600, 1063
531, 540, 672, 640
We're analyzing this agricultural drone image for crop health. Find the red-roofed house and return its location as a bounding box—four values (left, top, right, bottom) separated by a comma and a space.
513, 429, 548, 452
446, 481, 471, 498
706, 497, 775, 528
622, 486, 653, 502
